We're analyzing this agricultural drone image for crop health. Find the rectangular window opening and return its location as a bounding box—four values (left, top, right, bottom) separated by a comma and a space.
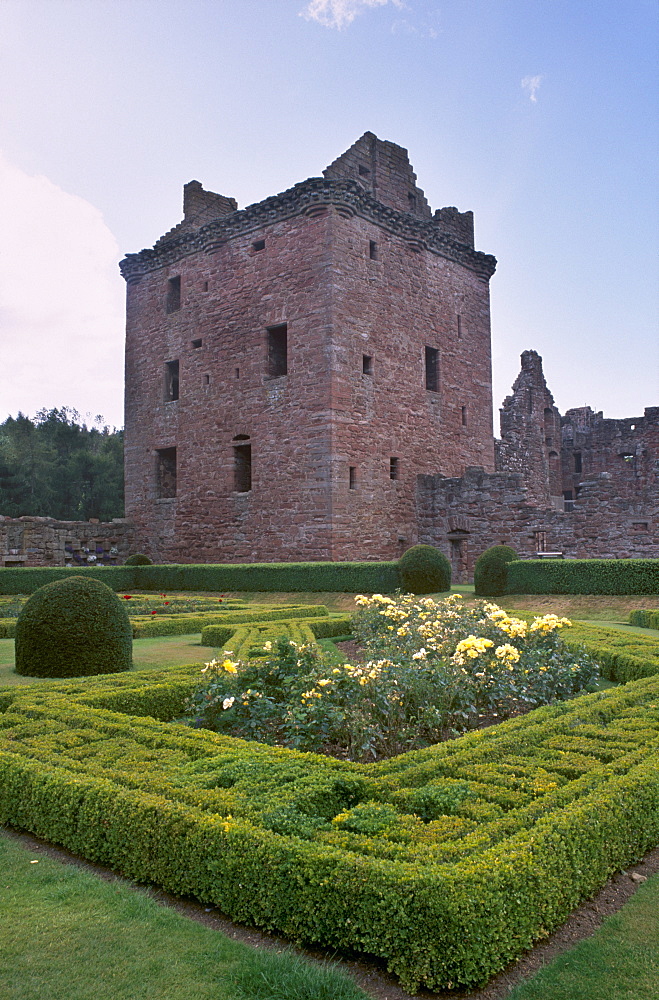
235, 367, 240, 379
202, 280, 209, 292
166, 276, 181, 313
156, 447, 177, 499
358, 164, 370, 177
574, 451, 582, 473
191, 339, 202, 349
349, 466, 357, 490
408, 193, 417, 211
267, 324, 288, 377
389, 457, 399, 481
164, 360, 179, 402
461, 405, 467, 426
362, 354, 373, 376
425, 346, 439, 392
369, 240, 378, 260
234, 444, 252, 493
457, 314, 462, 339
204, 374, 210, 385
253, 239, 266, 252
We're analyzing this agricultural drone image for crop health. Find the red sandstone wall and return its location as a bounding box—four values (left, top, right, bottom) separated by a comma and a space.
328, 210, 494, 560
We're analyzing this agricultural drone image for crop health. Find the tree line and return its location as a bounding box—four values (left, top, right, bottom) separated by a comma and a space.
0, 408, 124, 521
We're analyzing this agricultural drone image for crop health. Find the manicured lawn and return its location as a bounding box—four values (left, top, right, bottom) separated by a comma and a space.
0, 634, 214, 686
506, 872, 659, 1000
0, 832, 369, 1000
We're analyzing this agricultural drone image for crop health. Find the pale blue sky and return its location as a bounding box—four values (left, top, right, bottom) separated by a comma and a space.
1, 0, 657, 429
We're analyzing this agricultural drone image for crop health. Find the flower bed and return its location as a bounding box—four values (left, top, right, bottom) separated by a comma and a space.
183, 595, 599, 759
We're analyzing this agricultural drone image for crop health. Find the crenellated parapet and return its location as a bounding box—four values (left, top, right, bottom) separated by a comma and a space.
119, 176, 496, 284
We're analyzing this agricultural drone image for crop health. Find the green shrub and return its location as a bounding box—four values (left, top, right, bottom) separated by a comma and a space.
2, 674, 659, 992
14, 576, 132, 678
630, 610, 659, 630
506, 559, 659, 595
124, 553, 153, 566
397, 545, 451, 595
0, 561, 400, 595
474, 545, 518, 597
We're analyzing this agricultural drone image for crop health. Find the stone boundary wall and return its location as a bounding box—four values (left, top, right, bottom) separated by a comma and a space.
417, 468, 658, 582
0, 516, 136, 568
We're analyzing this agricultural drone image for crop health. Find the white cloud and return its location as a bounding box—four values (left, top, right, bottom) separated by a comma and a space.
300, 0, 404, 30
521, 75, 543, 103
0, 153, 125, 427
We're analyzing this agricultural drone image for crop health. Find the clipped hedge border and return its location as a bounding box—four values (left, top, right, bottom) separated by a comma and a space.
1, 660, 659, 990
201, 614, 353, 649
630, 610, 659, 630
506, 559, 659, 595
562, 622, 659, 683
0, 561, 400, 595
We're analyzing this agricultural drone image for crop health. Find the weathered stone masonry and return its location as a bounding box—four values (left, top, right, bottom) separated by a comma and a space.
0, 516, 135, 568
120, 133, 496, 563
116, 133, 657, 573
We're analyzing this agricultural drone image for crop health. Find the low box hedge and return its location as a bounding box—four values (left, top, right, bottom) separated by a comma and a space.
1, 663, 659, 992
201, 613, 352, 650
132, 604, 330, 639
0, 562, 400, 595
506, 559, 659, 595
629, 610, 659, 630
562, 622, 659, 683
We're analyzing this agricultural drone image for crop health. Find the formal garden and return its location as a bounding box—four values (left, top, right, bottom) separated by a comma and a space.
0, 549, 658, 997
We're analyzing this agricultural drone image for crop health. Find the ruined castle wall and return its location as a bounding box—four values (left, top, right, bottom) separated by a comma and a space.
561, 406, 659, 502
417, 469, 658, 581
0, 516, 135, 567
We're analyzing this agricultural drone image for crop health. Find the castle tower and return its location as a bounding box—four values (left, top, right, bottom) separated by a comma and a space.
120, 134, 497, 562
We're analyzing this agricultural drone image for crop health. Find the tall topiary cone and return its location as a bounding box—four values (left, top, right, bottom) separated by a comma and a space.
398, 544, 451, 595
473, 545, 518, 597
15, 575, 132, 677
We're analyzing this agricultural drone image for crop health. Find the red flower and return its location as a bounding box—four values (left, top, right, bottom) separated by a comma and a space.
151, 610, 157, 615
123, 595, 132, 600
164, 601, 170, 605
160, 593, 167, 598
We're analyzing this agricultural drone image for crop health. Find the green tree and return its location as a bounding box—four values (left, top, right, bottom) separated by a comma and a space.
0, 409, 124, 520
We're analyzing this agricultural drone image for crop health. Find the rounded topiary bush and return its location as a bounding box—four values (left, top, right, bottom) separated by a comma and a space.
124, 553, 153, 565
473, 545, 518, 597
398, 544, 451, 595
15, 575, 132, 678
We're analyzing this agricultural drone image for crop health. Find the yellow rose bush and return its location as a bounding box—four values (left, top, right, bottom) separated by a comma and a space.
183, 597, 599, 760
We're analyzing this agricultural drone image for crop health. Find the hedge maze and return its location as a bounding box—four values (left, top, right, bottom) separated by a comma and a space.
1, 609, 659, 991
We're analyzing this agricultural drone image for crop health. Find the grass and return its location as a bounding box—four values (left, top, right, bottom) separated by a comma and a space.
0, 832, 369, 1000
0, 633, 215, 686
505, 873, 659, 1000
2, 589, 658, 996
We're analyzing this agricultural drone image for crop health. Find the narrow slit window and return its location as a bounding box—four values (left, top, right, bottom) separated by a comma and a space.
425, 347, 439, 392
362, 354, 373, 375
574, 451, 582, 473
389, 457, 399, 481
166, 276, 181, 313
267, 324, 287, 377
369, 240, 378, 260
204, 374, 210, 385
408, 193, 417, 211
233, 436, 252, 492
202, 280, 209, 292
164, 360, 179, 402
457, 314, 462, 339
349, 466, 357, 490
461, 406, 467, 426
156, 447, 177, 499
253, 239, 266, 252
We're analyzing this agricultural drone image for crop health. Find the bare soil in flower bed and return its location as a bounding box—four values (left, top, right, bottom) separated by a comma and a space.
4, 826, 658, 1000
